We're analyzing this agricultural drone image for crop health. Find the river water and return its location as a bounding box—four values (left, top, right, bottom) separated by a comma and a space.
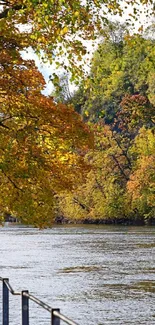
0, 225, 155, 325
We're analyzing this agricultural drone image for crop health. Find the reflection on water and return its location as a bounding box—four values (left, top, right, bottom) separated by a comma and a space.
60, 265, 102, 273
0, 225, 155, 325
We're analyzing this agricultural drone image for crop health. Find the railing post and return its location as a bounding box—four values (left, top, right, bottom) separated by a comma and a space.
22, 290, 29, 325
51, 309, 60, 325
2, 279, 9, 325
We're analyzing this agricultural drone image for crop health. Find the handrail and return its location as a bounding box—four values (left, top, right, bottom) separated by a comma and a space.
22, 291, 52, 312
53, 310, 79, 325
0, 278, 21, 296
0, 276, 79, 325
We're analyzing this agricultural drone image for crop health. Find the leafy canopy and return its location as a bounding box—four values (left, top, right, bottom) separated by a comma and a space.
0, 1, 97, 226
0, 38, 93, 226
72, 27, 155, 123
0, 0, 154, 71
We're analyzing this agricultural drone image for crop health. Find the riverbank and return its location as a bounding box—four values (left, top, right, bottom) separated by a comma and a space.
1, 214, 155, 228
55, 215, 155, 226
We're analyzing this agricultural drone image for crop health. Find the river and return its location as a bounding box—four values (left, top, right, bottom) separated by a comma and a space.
0, 225, 155, 324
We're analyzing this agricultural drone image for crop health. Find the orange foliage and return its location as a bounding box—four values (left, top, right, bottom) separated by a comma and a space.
0, 33, 93, 227
127, 155, 155, 206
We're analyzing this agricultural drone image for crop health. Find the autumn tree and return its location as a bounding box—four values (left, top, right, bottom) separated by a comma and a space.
127, 128, 155, 223
0, 29, 92, 227
59, 122, 132, 223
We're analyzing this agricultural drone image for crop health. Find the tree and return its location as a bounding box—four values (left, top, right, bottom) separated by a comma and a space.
73, 30, 155, 123
59, 122, 132, 223
0, 32, 92, 227
113, 94, 154, 143
127, 128, 155, 223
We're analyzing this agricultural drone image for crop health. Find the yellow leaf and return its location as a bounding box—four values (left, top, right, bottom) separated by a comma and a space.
60, 26, 69, 36
74, 11, 79, 17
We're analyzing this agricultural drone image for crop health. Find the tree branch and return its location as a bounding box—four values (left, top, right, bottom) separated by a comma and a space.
109, 154, 129, 181
2, 170, 23, 191
73, 197, 90, 212
0, 121, 10, 129
94, 178, 106, 198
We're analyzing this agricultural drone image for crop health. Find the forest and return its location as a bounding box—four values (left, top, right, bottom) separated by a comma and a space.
56, 24, 155, 225
0, 0, 154, 227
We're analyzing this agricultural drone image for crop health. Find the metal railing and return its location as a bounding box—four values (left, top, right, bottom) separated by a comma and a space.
0, 277, 79, 325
